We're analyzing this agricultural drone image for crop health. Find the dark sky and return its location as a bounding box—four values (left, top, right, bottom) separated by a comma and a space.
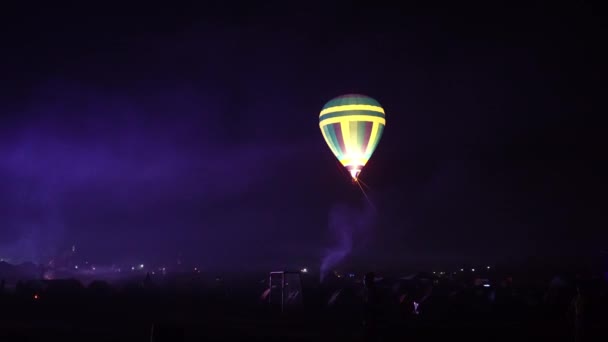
0, 1, 605, 271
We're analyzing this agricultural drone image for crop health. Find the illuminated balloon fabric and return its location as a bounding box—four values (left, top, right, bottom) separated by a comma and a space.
319, 94, 386, 181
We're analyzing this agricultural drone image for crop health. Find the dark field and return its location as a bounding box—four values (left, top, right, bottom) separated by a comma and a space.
0, 268, 606, 342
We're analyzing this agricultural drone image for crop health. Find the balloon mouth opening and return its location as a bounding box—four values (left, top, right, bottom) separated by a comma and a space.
348, 167, 362, 181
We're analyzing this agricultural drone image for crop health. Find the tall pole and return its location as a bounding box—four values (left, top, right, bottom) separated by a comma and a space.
281, 272, 285, 313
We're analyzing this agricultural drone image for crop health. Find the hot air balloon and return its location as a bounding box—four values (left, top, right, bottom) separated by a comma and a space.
319, 94, 386, 182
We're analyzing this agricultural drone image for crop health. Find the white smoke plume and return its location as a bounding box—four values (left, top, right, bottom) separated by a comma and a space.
320, 201, 375, 282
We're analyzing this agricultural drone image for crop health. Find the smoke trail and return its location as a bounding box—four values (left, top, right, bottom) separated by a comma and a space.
320, 201, 375, 282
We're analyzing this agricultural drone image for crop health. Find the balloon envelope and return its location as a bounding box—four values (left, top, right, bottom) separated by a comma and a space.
319, 94, 386, 181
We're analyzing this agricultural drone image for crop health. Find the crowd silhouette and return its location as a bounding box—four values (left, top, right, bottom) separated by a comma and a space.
0, 267, 606, 341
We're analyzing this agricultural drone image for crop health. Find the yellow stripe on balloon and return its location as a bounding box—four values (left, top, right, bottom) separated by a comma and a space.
340, 121, 352, 156
365, 122, 381, 156
319, 104, 385, 117
339, 157, 370, 166
350, 121, 359, 155
319, 115, 385, 127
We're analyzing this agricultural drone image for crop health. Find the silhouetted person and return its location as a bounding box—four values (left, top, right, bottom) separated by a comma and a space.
362, 272, 379, 340
144, 272, 153, 289
15, 280, 24, 296
399, 292, 416, 320
572, 283, 589, 342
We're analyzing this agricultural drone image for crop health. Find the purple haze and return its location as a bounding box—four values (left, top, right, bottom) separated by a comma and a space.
0, 81, 314, 266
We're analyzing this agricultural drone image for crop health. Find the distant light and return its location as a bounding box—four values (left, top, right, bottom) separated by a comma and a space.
349, 273, 355, 278
487, 266, 491, 269
74, 265, 78, 269
33, 294, 39, 300
131, 266, 135, 271
440, 272, 445, 275
432, 271, 436, 274
162, 267, 166, 271
471, 268, 475, 272
483, 284, 491, 288
460, 268, 464, 272
152, 271, 155, 275
140, 264, 144, 268
301, 268, 308, 273
194, 267, 198, 271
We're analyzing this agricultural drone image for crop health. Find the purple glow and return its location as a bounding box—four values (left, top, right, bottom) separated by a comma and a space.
0, 83, 311, 266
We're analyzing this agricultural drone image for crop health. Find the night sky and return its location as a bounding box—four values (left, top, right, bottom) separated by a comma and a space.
0, 1, 605, 271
